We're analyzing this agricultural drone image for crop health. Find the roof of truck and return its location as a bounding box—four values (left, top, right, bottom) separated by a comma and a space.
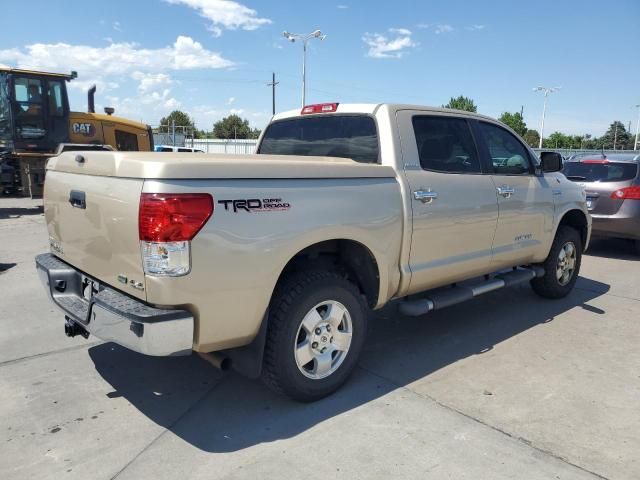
0, 67, 76, 80
272, 103, 501, 123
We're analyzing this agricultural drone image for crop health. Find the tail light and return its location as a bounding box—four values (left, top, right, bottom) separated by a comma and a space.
139, 193, 213, 276
301, 103, 339, 114
610, 186, 640, 200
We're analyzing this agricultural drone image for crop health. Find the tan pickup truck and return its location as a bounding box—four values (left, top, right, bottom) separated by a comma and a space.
36, 103, 591, 401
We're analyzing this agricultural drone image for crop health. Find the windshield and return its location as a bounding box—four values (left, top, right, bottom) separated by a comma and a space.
258, 115, 379, 163
12, 76, 46, 139
0, 74, 10, 142
563, 161, 638, 183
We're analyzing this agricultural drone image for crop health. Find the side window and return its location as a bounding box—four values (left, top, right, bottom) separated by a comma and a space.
47, 81, 64, 117
479, 122, 531, 175
412, 116, 481, 173
115, 130, 139, 151
13, 77, 43, 112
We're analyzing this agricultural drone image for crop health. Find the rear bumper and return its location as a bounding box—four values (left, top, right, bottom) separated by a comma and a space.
35, 253, 194, 356
591, 201, 640, 240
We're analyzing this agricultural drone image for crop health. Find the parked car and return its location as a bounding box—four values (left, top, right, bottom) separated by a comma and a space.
154, 145, 204, 153
36, 103, 590, 401
563, 153, 640, 254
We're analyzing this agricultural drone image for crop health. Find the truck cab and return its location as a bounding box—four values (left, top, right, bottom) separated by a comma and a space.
0, 68, 71, 153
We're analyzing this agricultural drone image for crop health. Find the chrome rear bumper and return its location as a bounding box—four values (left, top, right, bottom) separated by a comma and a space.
35, 253, 193, 356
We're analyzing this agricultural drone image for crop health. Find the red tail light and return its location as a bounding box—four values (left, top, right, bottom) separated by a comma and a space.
301, 103, 339, 114
582, 159, 609, 164
610, 186, 640, 200
139, 193, 213, 242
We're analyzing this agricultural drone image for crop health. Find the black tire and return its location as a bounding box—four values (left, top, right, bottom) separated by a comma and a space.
633, 240, 640, 256
531, 226, 582, 299
262, 270, 368, 402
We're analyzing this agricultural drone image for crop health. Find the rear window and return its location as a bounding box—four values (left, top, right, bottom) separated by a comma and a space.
258, 115, 379, 163
563, 161, 638, 183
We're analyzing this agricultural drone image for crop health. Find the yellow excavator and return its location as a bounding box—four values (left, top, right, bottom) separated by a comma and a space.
0, 68, 153, 197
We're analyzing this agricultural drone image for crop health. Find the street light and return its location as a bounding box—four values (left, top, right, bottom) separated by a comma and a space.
283, 29, 327, 107
634, 104, 640, 151
533, 86, 561, 149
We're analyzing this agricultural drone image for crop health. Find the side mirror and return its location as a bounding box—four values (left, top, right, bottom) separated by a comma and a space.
540, 151, 563, 173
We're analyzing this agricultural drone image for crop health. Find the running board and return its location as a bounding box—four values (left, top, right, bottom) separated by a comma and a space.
398, 266, 545, 317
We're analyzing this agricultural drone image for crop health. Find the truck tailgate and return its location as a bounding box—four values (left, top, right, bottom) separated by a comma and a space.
44, 170, 146, 300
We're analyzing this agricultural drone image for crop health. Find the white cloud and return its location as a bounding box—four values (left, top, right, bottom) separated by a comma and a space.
337, 4, 349, 8
434, 24, 454, 34
132, 72, 173, 93
465, 24, 486, 31
0, 36, 234, 76
164, 0, 271, 36
362, 28, 417, 59
227, 96, 235, 105
112, 21, 122, 32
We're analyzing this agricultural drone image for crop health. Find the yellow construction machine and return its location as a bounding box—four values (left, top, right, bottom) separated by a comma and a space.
0, 68, 153, 196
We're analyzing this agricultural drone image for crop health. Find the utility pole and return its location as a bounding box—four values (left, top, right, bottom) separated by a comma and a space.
266, 72, 279, 115
634, 104, 640, 151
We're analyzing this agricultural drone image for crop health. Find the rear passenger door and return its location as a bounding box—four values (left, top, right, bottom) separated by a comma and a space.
474, 121, 554, 268
397, 111, 499, 294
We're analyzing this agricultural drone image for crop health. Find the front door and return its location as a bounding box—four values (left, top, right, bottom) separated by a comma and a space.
474, 121, 554, 268
397, 111, 499, 294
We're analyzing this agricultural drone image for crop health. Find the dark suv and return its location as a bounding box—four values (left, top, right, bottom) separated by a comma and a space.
563, 153, 640, 254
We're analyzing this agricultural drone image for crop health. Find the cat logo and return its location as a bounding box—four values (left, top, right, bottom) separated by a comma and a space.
72, 122, 96, 137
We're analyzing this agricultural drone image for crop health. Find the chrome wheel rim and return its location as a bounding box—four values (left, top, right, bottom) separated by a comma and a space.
294, 300, 353, 380
556, 241, 577, 286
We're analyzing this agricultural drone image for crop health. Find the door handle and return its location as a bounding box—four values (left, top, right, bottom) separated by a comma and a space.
413, 190, 438, 204
69, 190, 86, 209
496, 185, 515, 198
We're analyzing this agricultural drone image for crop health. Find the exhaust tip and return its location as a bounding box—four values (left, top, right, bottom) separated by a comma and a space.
198, 352, 231, 371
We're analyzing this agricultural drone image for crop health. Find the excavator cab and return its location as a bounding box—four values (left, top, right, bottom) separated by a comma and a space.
0, 68, 73, 153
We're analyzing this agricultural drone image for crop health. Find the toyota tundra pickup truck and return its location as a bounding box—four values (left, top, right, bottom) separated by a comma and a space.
36, 103, 591, 401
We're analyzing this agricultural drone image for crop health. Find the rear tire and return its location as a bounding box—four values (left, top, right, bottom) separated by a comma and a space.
531, 226, 582, 299
633, 240, 640, 256
262, 270, 368, 402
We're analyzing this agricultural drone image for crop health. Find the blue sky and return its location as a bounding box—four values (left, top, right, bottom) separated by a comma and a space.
1, 0, 638, 136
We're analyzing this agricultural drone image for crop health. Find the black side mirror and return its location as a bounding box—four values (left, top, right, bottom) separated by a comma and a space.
540, 151, 563, 173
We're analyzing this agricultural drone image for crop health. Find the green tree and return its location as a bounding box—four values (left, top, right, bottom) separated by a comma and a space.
443, 95, 477, 112
543, 131, 573, 149
213, 114, 261, 139
498, 111, 527, 136
599, 121, 632, 150
523, 129, 540, 148
159, 110, 202, 138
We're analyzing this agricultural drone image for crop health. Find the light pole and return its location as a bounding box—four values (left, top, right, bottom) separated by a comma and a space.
634, 104, 640, 151
283, 29, 326, 107
533, 86, 561, 149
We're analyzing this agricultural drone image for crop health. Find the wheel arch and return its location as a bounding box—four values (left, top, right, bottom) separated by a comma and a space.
274, 238, 382, 309
555, 208, 590, 251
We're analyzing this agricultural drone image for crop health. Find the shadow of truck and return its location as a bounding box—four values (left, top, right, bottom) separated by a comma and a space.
88, 276, 610, 453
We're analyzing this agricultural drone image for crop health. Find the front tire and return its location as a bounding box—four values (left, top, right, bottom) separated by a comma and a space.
262, 270, 367, 402
531, 226, 582, 299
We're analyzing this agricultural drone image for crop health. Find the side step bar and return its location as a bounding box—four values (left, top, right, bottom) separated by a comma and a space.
398, 266, 545, 317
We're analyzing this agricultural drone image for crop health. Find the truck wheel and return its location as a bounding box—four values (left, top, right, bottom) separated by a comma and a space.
531, 226, 582, 299
262, 270, 367, 402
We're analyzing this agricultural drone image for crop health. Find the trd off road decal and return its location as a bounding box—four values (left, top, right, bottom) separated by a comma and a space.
218, 198, 291, 213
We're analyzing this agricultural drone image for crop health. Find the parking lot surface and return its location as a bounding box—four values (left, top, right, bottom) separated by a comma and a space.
1, 197, 638, 480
